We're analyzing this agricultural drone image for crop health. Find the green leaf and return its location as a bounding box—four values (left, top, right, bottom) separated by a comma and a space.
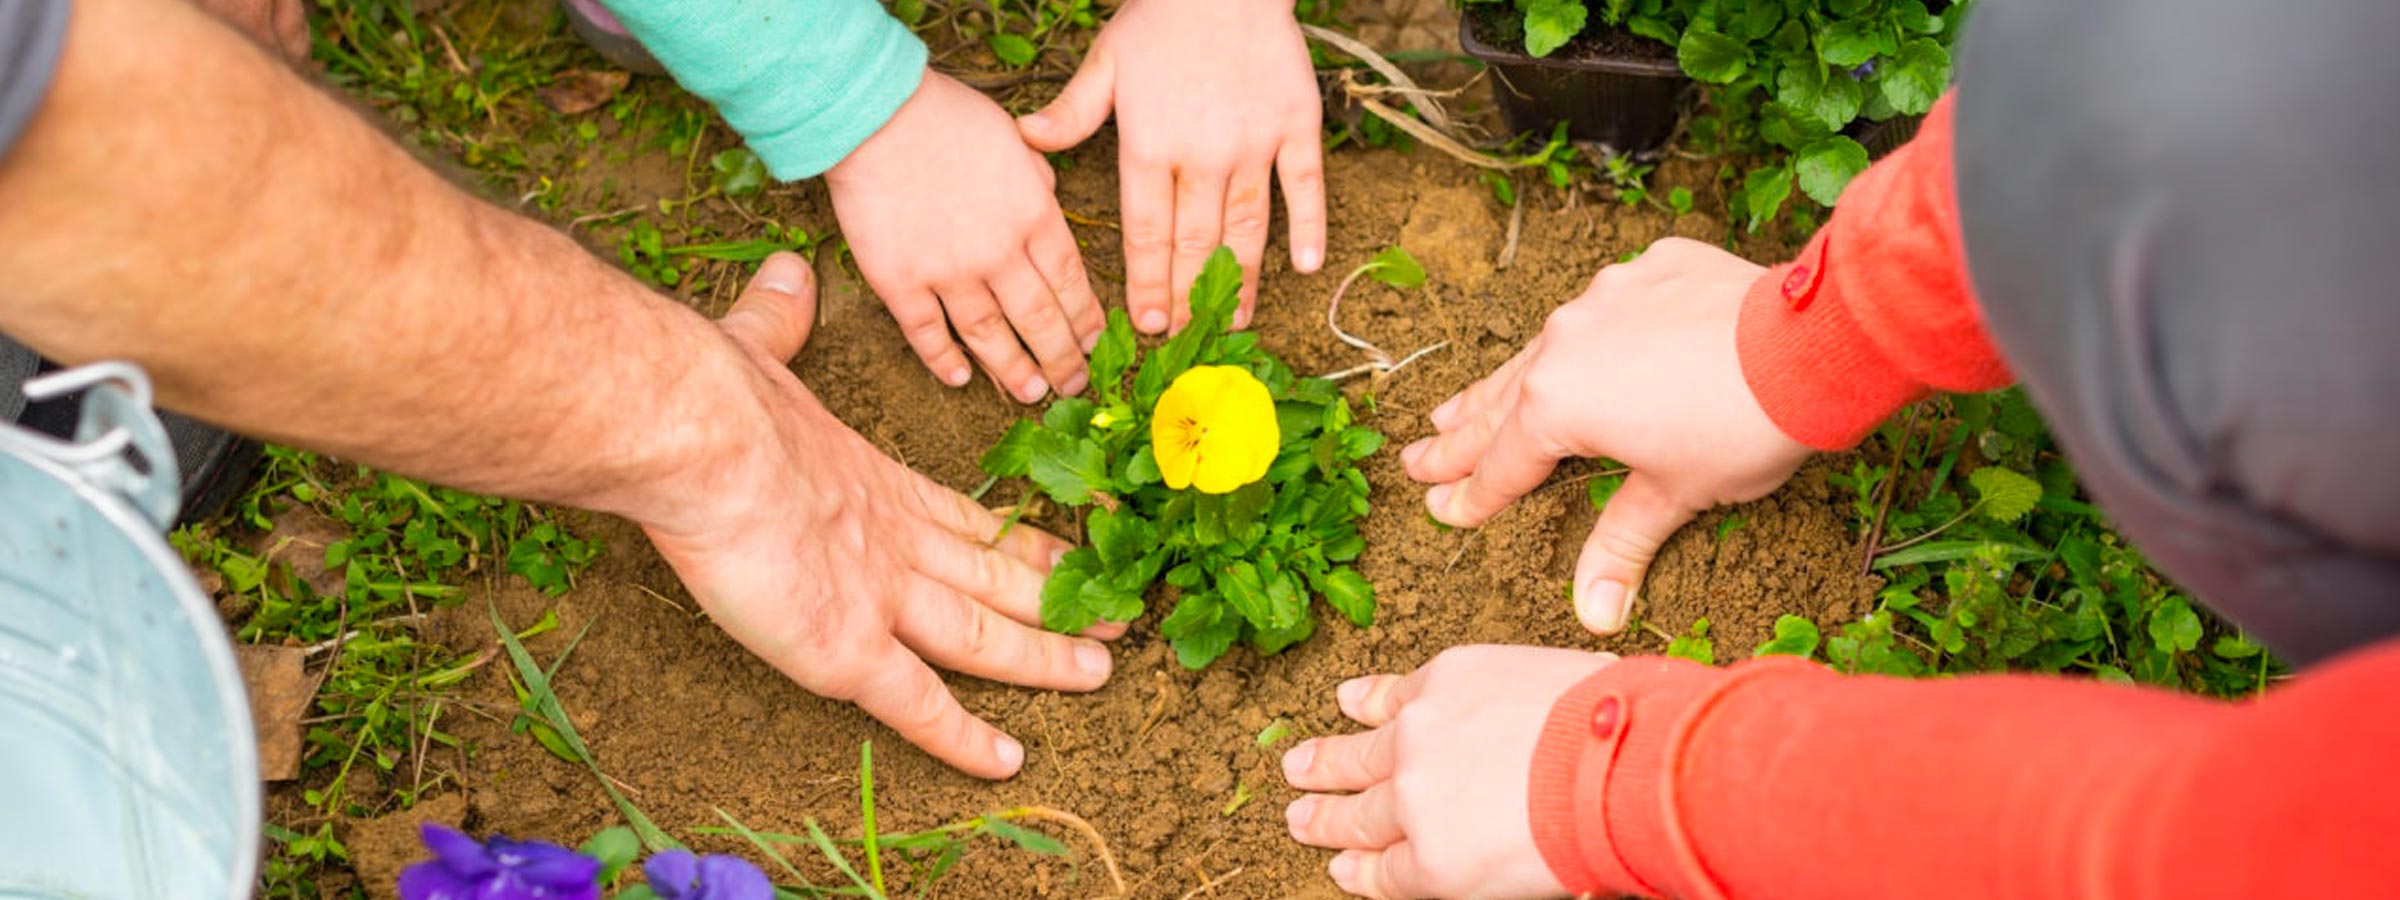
1123, 444, 1163, 486
1187, 247, 1244, 334
1027, 434, 1109, 505
1793, 136, 1869, 206
1519, 0, 1589, 57
1040, 548, 1104, 633
1163, 594, 1241, 668
1089, 309, 1137, 391
1367, 245, 1426, 289
1586, 470, 1625, 510
1872, 540, 2048, 570
1338, 427, 1386, 461
1776, 63, 1864, 132
1815, 20, 1883, 67
1894, 0, 1941, 35
1220, 562, 1291, 630
987, 32, 1038, 68
1968, 467, 2043, 524
1666, 618, 1716, 665
1724, 0, 1782, 40
1740, 165, 1793, 232
1086, 506, 1155, 569
1668, 186, 1694, 214
980, 420, 1039, 478
580, 827, 642, 883
1881, 38, 1949, 116
1677, 26, 1749, 83
2149, 596, 2204, 654
1041, 396, 1097, 435
1316, 566, 1376, 628
982, 817, 1070, 856
1627, 13, 1677, 44
1751, 615, 1821, 658
708, 148, 768, 198
2213, 634, 2264, 660
1251, 611, 1317, 655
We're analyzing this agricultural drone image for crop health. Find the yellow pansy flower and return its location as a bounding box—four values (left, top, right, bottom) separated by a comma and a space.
1152, 365, 1280, 493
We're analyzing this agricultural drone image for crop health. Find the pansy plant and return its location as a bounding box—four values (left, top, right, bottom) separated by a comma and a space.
981, 248, 1383, 668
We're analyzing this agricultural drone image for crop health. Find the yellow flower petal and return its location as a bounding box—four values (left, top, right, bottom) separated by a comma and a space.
1152, 365, 1280, 494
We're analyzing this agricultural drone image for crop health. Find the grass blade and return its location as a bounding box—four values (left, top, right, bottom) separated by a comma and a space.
861, 742, 885, 897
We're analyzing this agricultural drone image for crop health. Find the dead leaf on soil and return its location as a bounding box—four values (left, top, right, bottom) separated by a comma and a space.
235, 644, 310, 781
538, 69, 631, 116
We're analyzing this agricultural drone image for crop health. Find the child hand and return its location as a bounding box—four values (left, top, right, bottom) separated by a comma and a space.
827, 70, 1104, 402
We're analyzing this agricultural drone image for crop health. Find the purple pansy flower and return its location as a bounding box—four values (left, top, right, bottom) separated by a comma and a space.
643, 849, 774, 900
1849, 60, 1878, 79
397, 824, 602, 900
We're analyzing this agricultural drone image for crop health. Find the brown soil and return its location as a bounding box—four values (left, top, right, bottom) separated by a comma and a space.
284, 13, 1880, 898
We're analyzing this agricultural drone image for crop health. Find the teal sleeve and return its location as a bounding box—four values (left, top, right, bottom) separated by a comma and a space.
596, 0, 927, 180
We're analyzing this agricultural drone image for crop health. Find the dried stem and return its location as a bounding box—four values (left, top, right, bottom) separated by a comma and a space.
1859, 405, 1923, 574
994, 806, 1129, 898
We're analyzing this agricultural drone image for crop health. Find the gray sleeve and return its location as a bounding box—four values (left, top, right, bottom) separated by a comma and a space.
0, 0, 70, 164
1953, 0, 2400, 667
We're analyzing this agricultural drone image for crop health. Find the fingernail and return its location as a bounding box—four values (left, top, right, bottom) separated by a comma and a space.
1050, 547, 1067, 567
1074, 643, 1112, 679
1138, 310, 1168, 333
1576, 578, 1631, 634
1299, 246, 1324, 273
1425, 484, 1454, 517
1328, 853, 1357, 883
1285, 796, 1316, 831
1081, 329, 1100, 353
1432, 395, 1462, 426
1282, 739, 1317, 780
1022, 112, 1050, 133
754, 253, 808, 295
946, 366, 972, 388
1019, 375, 1051, 403
1061, 370, 1090, 396
1234, 305, 1253, 330
1337, 678, 1371, 710
994, 735, 1025, 774
1400, 439, 1429, 468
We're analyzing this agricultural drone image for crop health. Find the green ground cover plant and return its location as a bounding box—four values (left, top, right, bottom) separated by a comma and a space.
1459, 0, 1974, 230
978, 249, 1383, 668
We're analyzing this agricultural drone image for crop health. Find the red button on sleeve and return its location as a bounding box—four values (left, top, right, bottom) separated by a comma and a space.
1590, 696, 1622, 739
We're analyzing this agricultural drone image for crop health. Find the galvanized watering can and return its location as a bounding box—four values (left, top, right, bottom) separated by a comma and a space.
0, 361, 260, 898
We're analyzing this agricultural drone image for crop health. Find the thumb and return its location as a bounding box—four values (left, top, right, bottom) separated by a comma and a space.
1572, 472, 1695, 636
1017, 47, 1115, 152
718, 251, 819, 362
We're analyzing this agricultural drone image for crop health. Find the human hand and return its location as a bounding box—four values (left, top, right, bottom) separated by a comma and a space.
184, 0, 310, 62
1018, 0, 1326, 334
827, 70, 1104, 404
1282, 646, 1616, 900
637, 253, 1118, 778
1404, 239, 1813, 634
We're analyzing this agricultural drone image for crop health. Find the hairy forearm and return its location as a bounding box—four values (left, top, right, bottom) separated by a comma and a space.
0, 0, 762, 528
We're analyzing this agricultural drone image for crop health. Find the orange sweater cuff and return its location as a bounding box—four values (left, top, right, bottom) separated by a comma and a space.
1737, 251, 1932, 451
1526, 657, 1725, 899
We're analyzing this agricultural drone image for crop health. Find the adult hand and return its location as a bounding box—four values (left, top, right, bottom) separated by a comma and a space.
1403, 239, 1813, 634
1018, 0, 1326, 334
827, 70, 1104, 404
637, 253, 1117, 778
1282, 646, 1616, 900
184, 0, 310, 62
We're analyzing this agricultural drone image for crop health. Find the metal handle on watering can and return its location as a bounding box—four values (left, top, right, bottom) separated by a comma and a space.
0, 361, 260, 900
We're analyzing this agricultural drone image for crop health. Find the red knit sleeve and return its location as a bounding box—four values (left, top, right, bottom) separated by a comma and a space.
1737, 94, 2013, 450
1525, 642, 2400, 899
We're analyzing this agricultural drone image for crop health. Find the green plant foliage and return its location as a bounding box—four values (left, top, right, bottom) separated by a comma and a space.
1810, 389, 2285, 698
1751, 615, 1822, 657
981, 249, 1383, 668
1666, 617, 1716, 664
1460, 0, 1975, 230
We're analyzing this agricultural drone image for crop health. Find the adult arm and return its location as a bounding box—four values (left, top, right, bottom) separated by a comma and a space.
0, 0, 1113, 778
1280, 641, 2400, 899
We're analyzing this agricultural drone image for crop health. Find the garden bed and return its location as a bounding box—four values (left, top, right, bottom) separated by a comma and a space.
251, 3, 1893, 897
296, 137, 1875, 900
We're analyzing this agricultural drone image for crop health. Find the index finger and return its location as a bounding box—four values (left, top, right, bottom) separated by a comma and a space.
1277, 134, 1327, 276
1427, 408, 1566, 528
